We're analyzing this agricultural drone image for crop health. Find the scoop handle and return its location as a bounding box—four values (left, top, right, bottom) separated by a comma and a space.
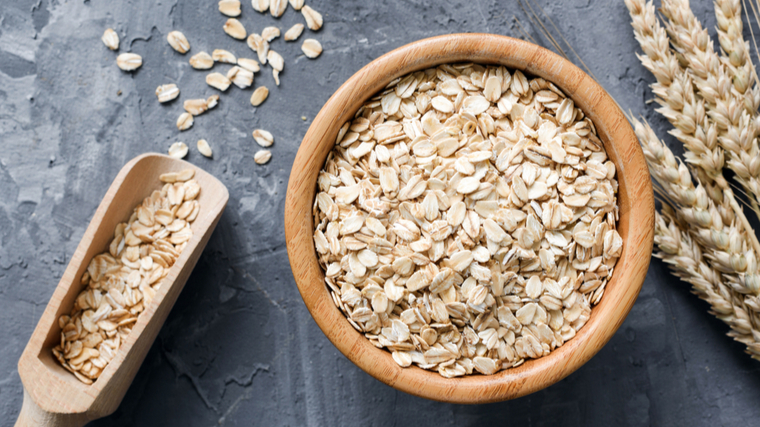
15, 389, 89, 427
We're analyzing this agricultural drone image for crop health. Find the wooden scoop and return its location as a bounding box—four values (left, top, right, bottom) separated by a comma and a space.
15, 153, 229, 426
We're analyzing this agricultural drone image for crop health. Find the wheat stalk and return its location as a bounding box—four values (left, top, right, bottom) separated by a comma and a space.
715, 0, 760, 111
661, 0, 760, 220
634, 117, 760, 295
623, 0, 760, 361
626, 0, 727, 206
626, 0, 724, 186
654, 208, 760, 359
627, 0, 760, 257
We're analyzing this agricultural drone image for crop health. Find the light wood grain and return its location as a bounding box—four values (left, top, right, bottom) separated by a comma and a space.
284, 33, 654, 403
16, 153, 229, 426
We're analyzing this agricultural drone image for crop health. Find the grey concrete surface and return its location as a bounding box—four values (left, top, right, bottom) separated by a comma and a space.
1, 0, 759, 425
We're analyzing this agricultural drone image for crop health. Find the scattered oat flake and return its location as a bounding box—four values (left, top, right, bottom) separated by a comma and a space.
102, 28, 119, 50
227, 66, 254, 88
168, 142, 189, 158
262, 26, 281, 42
254, 150, 272, 164
207, 94, 220, 109
206, 72, 232, 91
269, 0, 287, 17
288, 0, 304, 10
218, 0, 241, 16
301, 39, 322, 58
197, 139, 213, 157
302, 6, 323, 31
272, 69, 281, 86
223, 18, 247, 40
155, 84, 180, 103
167, 31, 190, 54
284, 23, 304, 41
212, 49, 237, 64
233, 69, 254, 88
189, 51, 214, 69
251, 0, 269, 13
238, 58, 260, 72
253, 129, 274, 147
267, 50, 284, 71
116, 53, 142, 71
184, 99, 208, 116
250, 86, 269, 106
247, 34, 269, 65
177, 113, 194, 131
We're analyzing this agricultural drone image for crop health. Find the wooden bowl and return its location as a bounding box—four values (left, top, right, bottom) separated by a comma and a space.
284, 33, 654, 403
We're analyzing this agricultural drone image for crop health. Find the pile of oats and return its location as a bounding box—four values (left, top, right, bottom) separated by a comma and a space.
312, 63, 623, 377
53, 170, 202, 384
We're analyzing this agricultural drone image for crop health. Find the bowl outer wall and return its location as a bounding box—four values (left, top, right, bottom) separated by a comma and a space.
284, 33, 654, 403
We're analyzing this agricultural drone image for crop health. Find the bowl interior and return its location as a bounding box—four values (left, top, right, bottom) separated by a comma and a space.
285, 33, 654, 403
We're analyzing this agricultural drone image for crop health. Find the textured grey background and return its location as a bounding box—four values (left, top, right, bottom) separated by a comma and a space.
1, 0, 759, 425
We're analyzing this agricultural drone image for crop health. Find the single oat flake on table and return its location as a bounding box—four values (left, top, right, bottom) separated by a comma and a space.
250, 86, 269, 106
167, 31, 191, 54
168, 142, 189, 159
53, 170, 202, 384
190, 51, 215, 69
313, 63, 622, 378
116, 53, 142, 71
284, 24, 304, 41
155, 84, 180, 103
102, 28, 119, 50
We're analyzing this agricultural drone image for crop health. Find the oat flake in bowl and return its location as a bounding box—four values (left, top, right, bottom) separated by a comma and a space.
312, 63, 623, 378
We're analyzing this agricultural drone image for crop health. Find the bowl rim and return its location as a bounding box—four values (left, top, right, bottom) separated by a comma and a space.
284, 33, 654, 404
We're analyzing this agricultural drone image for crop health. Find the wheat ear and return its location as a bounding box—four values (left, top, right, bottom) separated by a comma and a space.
634, 117, 760, 294
626, 0, 724, 187
654, 209, 760, 360
714, 0, 760, 111
661, 0, 760, 225
626, 0, 760, 255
